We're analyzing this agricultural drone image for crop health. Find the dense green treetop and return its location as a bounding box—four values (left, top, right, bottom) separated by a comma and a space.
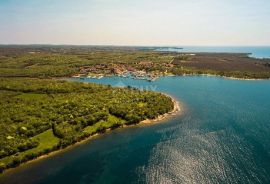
0, 78, 174, 173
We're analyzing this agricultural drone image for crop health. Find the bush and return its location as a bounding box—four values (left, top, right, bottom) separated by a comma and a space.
0, 163, 6, 173
125, 113, 141, 125
96, 125, 106, 133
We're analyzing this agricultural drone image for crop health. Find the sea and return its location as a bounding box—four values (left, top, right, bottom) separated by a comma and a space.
1, 75, 270, 184
156, 46, 270, 59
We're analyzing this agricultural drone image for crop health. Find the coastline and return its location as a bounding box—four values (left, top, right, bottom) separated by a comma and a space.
69, 72, 270, 83
169, 73, 270, 81
5, 70, 269, 82
1, 95, 181, 175
3, 72, 263, 175
198, 73, 269, 81
138, 94, 181, 125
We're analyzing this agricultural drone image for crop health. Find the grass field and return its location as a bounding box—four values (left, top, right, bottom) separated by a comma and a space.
0, 130, 59, 169
0, 78, 173, 173
83, 115, 126, 135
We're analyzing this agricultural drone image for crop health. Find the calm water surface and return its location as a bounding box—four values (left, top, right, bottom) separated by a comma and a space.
1, 76, 270, 184
157, 46, 270, 58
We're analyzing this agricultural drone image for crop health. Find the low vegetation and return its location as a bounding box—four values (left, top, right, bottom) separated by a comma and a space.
1, 45, 270, 173
171, 53, 270, 79
1, 46, 270, 79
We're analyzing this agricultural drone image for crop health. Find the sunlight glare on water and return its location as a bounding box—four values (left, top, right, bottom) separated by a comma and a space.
1, 76, 270, 184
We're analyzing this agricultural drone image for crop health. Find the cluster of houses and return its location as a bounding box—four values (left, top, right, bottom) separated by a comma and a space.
72, 61, 175, 82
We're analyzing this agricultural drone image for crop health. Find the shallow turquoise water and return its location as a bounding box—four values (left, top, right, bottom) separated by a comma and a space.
157, 46, 270, 58
1, 76, 270, 184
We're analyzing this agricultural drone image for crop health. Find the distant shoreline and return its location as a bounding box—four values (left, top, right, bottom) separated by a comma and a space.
70, 73, 270, 84
178, 73, 270, 81
0, 94, 181, 176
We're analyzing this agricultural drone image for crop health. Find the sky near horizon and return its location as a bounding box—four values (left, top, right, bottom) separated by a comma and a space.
1, 0, 270, 46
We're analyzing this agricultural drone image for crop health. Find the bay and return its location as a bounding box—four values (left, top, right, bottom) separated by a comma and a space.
1, 76, 270, 184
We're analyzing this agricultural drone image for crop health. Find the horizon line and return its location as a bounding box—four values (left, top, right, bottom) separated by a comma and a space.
0, 44, 270, 47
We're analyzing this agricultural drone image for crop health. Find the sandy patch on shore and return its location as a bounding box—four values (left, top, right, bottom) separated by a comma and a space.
1, 95, 182, 175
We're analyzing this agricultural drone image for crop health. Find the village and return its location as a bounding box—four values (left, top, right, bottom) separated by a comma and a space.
72, 61, 175, 82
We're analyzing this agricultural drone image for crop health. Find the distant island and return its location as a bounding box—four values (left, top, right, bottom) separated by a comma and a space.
0, 45, 270, 173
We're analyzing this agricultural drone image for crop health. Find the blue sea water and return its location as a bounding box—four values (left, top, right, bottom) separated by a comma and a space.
1, 76, 270, 184
157, 46, 270, 59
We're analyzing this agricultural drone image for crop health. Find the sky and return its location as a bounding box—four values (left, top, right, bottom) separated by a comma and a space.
0, 0, 270, 46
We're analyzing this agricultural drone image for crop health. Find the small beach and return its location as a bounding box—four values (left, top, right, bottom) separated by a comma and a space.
1, 94, 181, 175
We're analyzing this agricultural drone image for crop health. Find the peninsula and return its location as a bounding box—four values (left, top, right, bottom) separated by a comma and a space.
0, 77, 177, 173
0, 45, 270, 173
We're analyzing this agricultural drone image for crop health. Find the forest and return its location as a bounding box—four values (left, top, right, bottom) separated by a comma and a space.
1, 45, 270, 173
1, 46, 270, 79
0, 78, 174, 173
